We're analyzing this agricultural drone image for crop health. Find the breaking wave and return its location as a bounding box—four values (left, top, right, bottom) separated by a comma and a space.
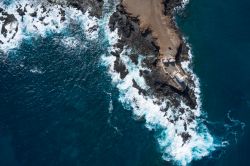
101, 48, 219, 165
0, 0, 98, 52
100, 2, 224, 165
0, 0, 233, 165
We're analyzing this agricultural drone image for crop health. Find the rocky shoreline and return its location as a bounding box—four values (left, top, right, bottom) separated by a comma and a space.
108, 0, 197, 109
0, 0, 200, 145
104, 0, 204, 146
48, 0, 104, 17
0, 0, 102, 51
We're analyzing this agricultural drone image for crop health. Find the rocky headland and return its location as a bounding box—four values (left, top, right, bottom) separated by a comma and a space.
0, 0, 200, 145
109, 0, 197, 109
0, 0, 196, 106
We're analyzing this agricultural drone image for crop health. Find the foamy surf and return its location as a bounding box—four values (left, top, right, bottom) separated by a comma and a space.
101, 49, 217, 165
100, 3, 222, 164
0, 0, 99, 53
0, 0, 223, 165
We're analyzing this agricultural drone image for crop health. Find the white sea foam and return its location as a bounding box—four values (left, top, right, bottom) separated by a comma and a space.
0, 0, 99, 52
180, 42, 203, 114
181, 0, 190, 8
61, 37, 80, 48
174, 0, 190, 13
101, 46, 217, 165
0, 0, 222, 164
30, 66, 43, 74
100, 1, 221, 163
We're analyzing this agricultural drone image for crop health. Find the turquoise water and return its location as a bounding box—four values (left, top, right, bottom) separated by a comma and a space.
0, 0, 249, 165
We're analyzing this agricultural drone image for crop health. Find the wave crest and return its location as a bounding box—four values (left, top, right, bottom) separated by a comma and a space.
101, 46, 218, 165
100, 2, 222, 162
0, 0, 99, 52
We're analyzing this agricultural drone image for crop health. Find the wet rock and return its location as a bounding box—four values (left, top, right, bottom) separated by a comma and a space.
180, 132, 191, 144
0, 11, 17, 38
130, 54, 139, 65
114, 57, 129, 79
30, 11, 37, 17
59, 8, 66, 22
48, 0, 104, 18
163, 0, 183, 15
16, 7, 26, 17
132, 79, 147, 95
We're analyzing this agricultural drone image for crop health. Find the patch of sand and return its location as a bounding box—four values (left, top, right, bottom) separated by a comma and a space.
122, 0, 181, 59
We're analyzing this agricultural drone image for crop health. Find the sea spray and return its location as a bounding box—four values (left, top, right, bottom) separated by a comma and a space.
0, 0, 99, 52
0, 0, 223, 165
101, 46, 217, 165
100, 2, 220, 164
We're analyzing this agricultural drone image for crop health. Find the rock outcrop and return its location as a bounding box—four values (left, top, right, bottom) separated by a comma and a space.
109, 0, 197, 109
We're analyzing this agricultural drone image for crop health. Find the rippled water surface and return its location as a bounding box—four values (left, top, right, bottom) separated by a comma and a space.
0, 0, 250, 165
177, 0, 250, 165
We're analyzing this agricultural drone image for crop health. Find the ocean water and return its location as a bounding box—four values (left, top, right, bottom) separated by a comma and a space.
0, 0, 249, 166
177, 0, 250, 165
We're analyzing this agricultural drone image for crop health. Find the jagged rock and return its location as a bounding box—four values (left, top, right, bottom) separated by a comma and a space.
108, 0, 198, 109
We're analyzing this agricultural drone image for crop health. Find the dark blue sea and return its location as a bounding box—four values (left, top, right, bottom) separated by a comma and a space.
0, 0, 250, 165
177, 0, 250, 165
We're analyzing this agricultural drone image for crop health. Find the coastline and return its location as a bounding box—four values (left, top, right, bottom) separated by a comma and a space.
0, 0, 217, 165
105, 0, 216, 164
103, 1, 216, 165
109, 0, 198, 110
1, 0, 249, 165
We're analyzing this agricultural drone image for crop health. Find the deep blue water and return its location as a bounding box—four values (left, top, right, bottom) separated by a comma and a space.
0, 0, 250, 165
0, 25, 165, 165
177, 0, 250, 165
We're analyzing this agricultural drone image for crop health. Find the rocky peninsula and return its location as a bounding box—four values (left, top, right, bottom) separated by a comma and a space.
109, 0, 197, 109
0, 0, 199, 146
46, 0, 198, 123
